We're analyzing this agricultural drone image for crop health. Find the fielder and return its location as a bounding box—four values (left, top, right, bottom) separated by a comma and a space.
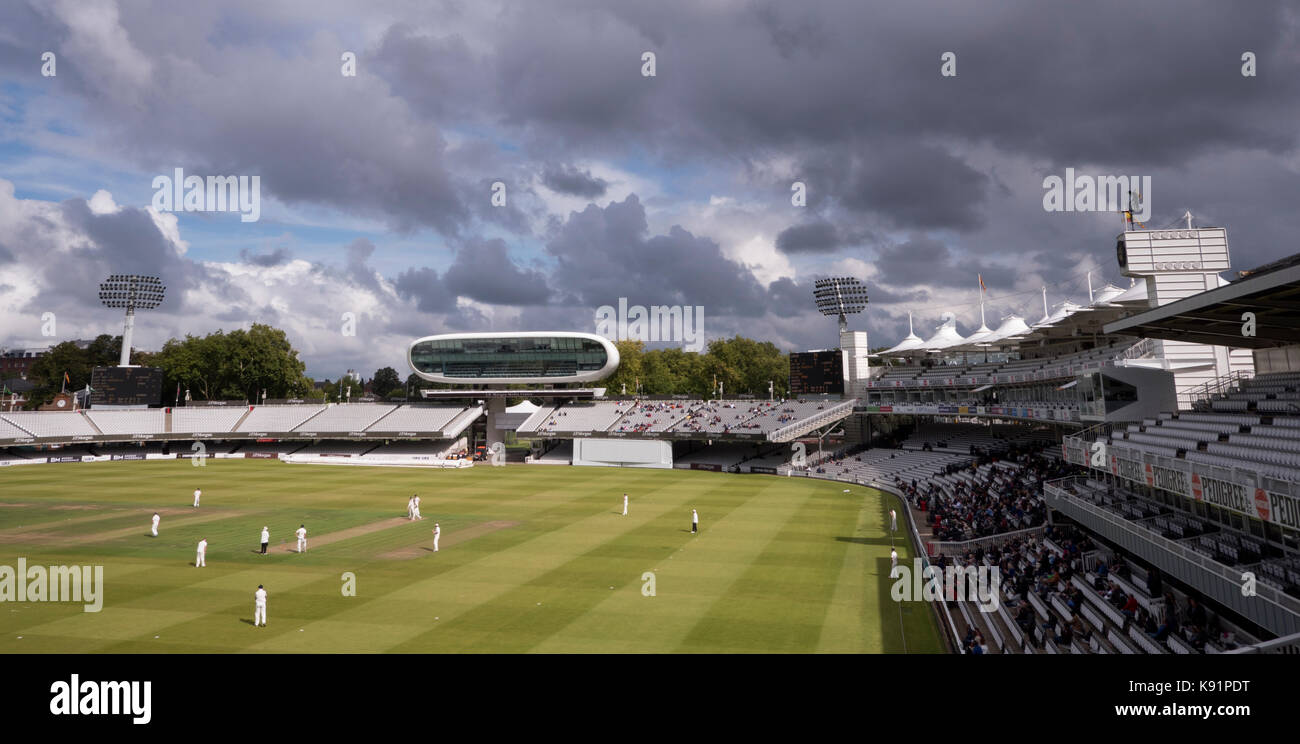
151, 512, 160, 537
193, 487, 201, 507
691, 508, 699, 534
622, 493, 628, 516
254, 585, 268, 627
296, 524, 307, 553
196, 538, 208, 567
890, 547, 898, 569
260, 526, 270, 555
890, 508, 897, 533
432, 522, 440, 552
413, 494, 423, 520
406, 495, 415, 520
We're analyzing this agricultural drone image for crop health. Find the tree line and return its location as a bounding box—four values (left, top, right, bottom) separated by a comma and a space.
17, 326, 797, 409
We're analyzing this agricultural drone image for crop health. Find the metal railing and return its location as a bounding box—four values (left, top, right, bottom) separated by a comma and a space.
1187, 370, 1256, 412
767, 398, 857, 443
1113, 337, 1160, 364
1224, 630, 1300, 654
1044, 478, 1300, 622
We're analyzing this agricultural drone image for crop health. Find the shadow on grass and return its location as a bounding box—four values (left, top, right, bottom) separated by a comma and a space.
834, 536, 898, 546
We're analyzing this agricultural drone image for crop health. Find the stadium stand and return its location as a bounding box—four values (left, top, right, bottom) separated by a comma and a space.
0, 411, 98, 437
293, 403, 396, 432
172, 407, 246, 433
236, 404, 326, 432
363, 405, 466, 433
85, 409, 167, 435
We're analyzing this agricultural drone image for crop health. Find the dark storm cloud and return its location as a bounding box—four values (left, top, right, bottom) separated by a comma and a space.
872, 235, 1015, 291
393, 267, 455, 315
239, 246, 292, 267
540, 164, 608, 199
443, 238, 551, 305
544, 195, 768, 315
53, 200, 191, 314
775, 220, 842, 254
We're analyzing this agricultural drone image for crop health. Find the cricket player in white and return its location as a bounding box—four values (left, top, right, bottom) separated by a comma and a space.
691, 508, 699, 534
151, 512, 160, 537
622, 493, 628, 516
296, 524, 307, 553
407, 495, 415, 520
890, 548, 898, 568
890, 508, 897, 533
196, 538, 208, 567
413, 495, 423, 520
432, 523, 440, 552
193, 488, 201, 507
254, 585, 268, 627
260, 526, 270, 555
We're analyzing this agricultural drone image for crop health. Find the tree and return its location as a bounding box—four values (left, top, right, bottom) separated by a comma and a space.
371, 367, 401, 397
599, 340, 644, 395
151, 324, 312, 403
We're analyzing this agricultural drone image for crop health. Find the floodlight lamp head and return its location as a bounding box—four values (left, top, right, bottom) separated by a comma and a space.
812, 276, 868, 332
98, 274, 166, 311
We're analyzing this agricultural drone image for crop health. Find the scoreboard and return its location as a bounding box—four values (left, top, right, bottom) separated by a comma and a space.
790, 351, 843, 395
90, 366, 164, 406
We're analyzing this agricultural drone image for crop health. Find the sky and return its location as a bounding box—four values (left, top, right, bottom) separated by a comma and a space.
1, 0, 1298, 380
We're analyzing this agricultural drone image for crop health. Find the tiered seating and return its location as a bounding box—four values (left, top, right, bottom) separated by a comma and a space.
0, 412, 97, 437
530, 401, 628, 434
85, 409, 166, 435
235, 404, 326, 432
172, 407, 245, 433
293, 404, 395, 432
609, 400, 696, 433
365, 405, 467, 433
670, 401, 760, 434
870, 341, 1137, 389
0, 417, 33, 439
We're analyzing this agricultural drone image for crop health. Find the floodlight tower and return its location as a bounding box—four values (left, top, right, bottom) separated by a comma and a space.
812, 277, 870, 398
813, 277, 869, 334
98, 274, 165, 366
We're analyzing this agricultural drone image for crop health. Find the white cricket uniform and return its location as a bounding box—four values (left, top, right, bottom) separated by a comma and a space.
196, 539, 207, 567
193, 489, 201, 507
413, 496, 422, 520
296, 527, 307, 552
433, 525, 440, 552
890, 509, 897, 532
407, 499, 414, 520
622, 495, 628, 516
151, 514, 160, 536
890, 549, 898, 568
254, 587, 267, 626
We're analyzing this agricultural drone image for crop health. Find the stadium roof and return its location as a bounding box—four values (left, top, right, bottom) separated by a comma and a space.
1103, 254, 1300, 348
922, 313, 967, 351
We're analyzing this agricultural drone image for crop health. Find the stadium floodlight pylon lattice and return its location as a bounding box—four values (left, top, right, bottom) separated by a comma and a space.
813, 276, 868, 333
98, 274, 165, 366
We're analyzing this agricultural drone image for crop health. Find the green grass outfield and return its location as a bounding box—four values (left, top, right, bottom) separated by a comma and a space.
0, 459, 943, 653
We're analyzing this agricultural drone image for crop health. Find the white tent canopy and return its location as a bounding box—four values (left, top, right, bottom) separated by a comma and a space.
922, 312, 967, 351
878, 312, 928, 355
982, 315, 1032, 345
